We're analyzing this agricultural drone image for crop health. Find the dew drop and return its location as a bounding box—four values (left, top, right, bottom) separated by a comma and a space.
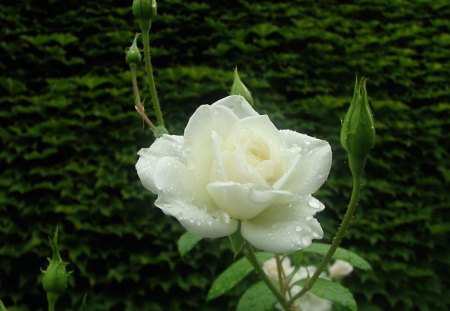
308, 198, 321, 209
301, 236, 310, 245
295, 226, 303, 232
312, 232, 321, 239
306, 215, 313, 221
304, 140, 311, 146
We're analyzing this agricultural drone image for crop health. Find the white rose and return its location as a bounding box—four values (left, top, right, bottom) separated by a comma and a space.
287, 266, 332, 311
263, 257, 294, 280
328, 260, 353, 279
136, 95, 332, 253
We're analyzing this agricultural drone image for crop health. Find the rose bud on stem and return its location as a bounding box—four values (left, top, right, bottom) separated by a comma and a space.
288, 78, 375, 305
126, 34, 156, 131
132, 0, 166, 131
42, 227, 71, 311
340, 77, 375, 180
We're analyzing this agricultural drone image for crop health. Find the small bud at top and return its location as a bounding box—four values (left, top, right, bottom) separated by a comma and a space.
340, 77, 375, 178
230, 68, 254, 105
126, 34, 142, 65
132, 0, 157, 32
42, 227, 70, 308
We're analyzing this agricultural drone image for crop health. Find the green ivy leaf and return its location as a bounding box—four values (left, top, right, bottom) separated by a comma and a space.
207, 252, 273, 301
296, 278, 357, 311
236, 281, 277, 311
177, 232, 202, 257
303, 243, 372, 270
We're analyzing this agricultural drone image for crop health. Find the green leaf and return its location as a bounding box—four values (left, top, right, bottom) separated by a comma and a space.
207, 252, 273, 301
236, 281, 277, 311
296, 278, 357, 311
228, 225, 244, 257
303, 243, 372, 270
177, 232, 202, 257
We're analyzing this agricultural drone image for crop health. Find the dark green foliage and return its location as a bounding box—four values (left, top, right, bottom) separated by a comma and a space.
0, 0, 449, 310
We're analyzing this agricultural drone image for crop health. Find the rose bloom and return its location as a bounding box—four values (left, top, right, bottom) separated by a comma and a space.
136, 95, 332, 253
289, 266, 332, 311
262, 257, 294, 280
328, 260, 353, 279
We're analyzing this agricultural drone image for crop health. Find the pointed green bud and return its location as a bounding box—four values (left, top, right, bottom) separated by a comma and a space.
340, 77, 375, 178
42, 227, 70, 309
230, 68, 254, 105
126, 34, 142, 65
132, 0, 157, 33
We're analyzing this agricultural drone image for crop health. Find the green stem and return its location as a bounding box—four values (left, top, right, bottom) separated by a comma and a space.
129, 63, 155, 129
243, 243, 291, 311
141, 31, 164, 127
275, 255, 285, 294
47, 293, 58, 311
288, 176, 362, 304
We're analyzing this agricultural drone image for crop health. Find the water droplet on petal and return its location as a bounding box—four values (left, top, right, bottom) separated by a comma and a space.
308, 198, 322, 209
306, 215, 313, 221
301, 236, 310, 245
295, 226, 303, 232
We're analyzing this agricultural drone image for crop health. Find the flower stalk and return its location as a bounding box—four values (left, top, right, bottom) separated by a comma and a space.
243, 243, 291, 311
141, 30, 164, 127
129, 63, 155, 129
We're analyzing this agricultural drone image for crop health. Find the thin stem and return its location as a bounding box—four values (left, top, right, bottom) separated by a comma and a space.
275, 255, 285, 294
141, 31, 164, 127
47, 293, 58, 311
242, 243, 291, 311
288, 176, 362, 304
129, 63, 155, 129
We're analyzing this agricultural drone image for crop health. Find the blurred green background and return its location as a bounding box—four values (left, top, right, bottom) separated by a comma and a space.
1, 0, 449, 310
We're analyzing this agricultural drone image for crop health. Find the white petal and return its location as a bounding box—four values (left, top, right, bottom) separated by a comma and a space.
210, 131, 228, 182
151, 157, 238, 238
207, 182, 292, 220
155, 197, 238, 238
136, 135, 184, 193
212, 95, 259, 119
184, 104, 238, 188
225, 115, 283, 154
241, 196, 325, 253
221, 151, 267, 184
274, 130, 332, 195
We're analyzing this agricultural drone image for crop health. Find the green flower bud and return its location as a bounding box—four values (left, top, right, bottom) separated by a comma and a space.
340, 77, 375, 178
126, 34, 142, 65
230, 68, 254, 105
132, 0, 157, 32
42, 227, 70, 309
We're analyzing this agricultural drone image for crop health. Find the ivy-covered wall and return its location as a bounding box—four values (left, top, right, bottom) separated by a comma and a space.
1, 0, 449, 310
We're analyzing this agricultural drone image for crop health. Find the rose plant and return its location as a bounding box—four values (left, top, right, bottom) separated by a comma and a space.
127, 2, 375, 308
